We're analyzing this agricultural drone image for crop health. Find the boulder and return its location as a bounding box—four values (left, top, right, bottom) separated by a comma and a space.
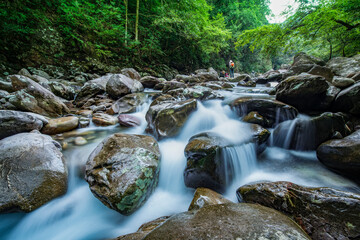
106, 74, 144, 99
121, 68, 141, 80
307, 65, 334, 82
230, 74, 251, 83
142, 203, 310, 240
118, 114, 141, 127
0, 132, 67, 212
0, 110, 48, 139
230, 97, 298, 127
237, 80, 256, 87
27, 67, 51, 79
188, 187, 232, 211
85, 133, 161, 215
162, 81, 186, 93
175, 74, 198, 84
92, 113, 118, 126
242, 111, 269, 126
108, 93, 147, 115
332, 76, 355, 89
139, 76, 164, 88
292, 52, 325, 66
18, 68, 32, 78
195, 72, 219, 82
0, 80, 15, 92
326, 54, 360, 77
332, 82, 360, 115
48, 81, 76, 100
41, 116, 79, 135
8, 75, 69, 117
275, 73, 334, 112
146, 97, 197, 140
75, 82, 105, 107
272, 112, 350, 150
238, 181, 360, 240
317, 130, 360, 180
290, 64, 315, 75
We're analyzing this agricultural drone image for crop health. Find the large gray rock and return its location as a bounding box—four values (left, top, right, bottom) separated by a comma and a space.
238, 181, 360, 240
292, 52, 325, 66
145, 96, 197, 140
75, 82, 105, 107
121, 68, 141, 80
0, 110, 48, 139
0, 132, 68, 212
139, 76, 164, 88
332, 82, 360, 115
108, 93, 147, 114
275, 73, 335, 112
326, 54, 360, 77
142, 203, 310, 240
317, 130, 360, 180
188, 187, 232, 211
85, 133, 161, 215
307, 65, 334, 82
48, 81, 76, 100
106, 74, 143, 99
8, 75, 69, 117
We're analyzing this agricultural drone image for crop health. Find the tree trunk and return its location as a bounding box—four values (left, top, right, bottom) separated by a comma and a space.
327, 39, 332, 60
135, 0, 139, 42
124, 0, 128, 46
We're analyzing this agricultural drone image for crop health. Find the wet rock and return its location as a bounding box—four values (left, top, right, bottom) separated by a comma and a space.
332, 76, 355, 89
143, 203, 310, 240
0, 80, 14, 92
242, 111, 269, 126
162, 81, 186, 93
92, 113, 118, 126
41, 116, 79, 135
275, 73, 334, 112
8, 75, 69, 117
332, 82, 360, 115
145, 97, 197, 140
230, 97, 298, 127
108, 93, 147, 114
106, 74, 144, 99
75, 82, 105, 107
169, 86, 223, 101
118, 114, 141, 127
307, 65, 334, 82
237, 80, 256, 87
237, 181, 360, 240
317, 130, 360, 180
48, 81, 76, 100
139, 76, 164, 88
188, 188, 232, 211
272, 112, 349, 151
74, 136, 87, 145
78, 117, 90, 128
326, 54, 360, 77
121, 68, 141, 80
76, 109, 93, 117
250, 124, 271, 154
153, 82, 165, 90
85, 133, 161, 215
0, 110, 48, 139
0, 132, 67, 212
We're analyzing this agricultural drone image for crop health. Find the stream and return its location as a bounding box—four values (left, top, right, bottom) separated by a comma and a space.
1, 85, 359, 240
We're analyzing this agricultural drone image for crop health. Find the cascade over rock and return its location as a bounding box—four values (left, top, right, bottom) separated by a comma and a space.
0, 132, 68, 213
237, 181, 360, 240
85, 133, 161, 215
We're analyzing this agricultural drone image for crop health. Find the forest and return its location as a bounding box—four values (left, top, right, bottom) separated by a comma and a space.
1, 0, 359, 74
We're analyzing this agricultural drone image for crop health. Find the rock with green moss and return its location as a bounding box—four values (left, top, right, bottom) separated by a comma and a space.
0, 132, 68, 213
141, 203, 310, 240
237, 181, 360, 240
8, 75, 69, 117
85, 133, 161, 215
145, 96, 197, 140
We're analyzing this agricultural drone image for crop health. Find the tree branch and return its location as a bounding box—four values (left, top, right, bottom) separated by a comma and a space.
334, 19, 360, 30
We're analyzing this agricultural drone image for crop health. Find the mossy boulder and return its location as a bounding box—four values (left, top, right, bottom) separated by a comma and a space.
230, 97, 298, 127
0, 132, 68, 213
317, 130, 360, 180
237, 181, 360, 240
85, 133, 161, 215
142, 203, 310, 240
145, 97, 197, 140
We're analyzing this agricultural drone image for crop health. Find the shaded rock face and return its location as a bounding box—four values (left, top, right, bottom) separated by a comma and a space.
272, 112, 349, 151
317, 130, 360, 180
85, 133, 161, 215
41, 116, 79, 135
237, 181, 360, 240
307, 65, 334, 82
145, 97, 197, 140
139, 76, 163, 88
275, 73, 334, 112
230, 97, 298, 127
332, 82, 360, 115
0, 110, 48, 139
292, 52, 325, 66
332, 76, 355, 89
75, 82, 105, 107
106, 74, 144, 99
0, 132, 68, 213
326, 54, 360, 77
108, 93, 147, 114
188, 187, 232, 211
143, 203, 310, 240
8, 75, 69, 117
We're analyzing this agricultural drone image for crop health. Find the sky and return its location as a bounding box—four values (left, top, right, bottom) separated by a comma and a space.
268, 0, 299, 23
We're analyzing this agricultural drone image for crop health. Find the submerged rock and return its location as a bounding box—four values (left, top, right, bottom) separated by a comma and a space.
0, 110, 48, 139
146, 96, 197, 140
188, 188, 232, 211
237, 181, 360, 240
317, 130, 360, 180
0, 132, 68, 212
85, 133, 161, 215
142, 203, 310, 240
230, 97, 298, 127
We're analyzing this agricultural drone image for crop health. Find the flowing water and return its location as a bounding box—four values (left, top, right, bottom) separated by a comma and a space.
1, 86, 359, 240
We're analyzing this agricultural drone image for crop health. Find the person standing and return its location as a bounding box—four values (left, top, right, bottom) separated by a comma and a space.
229, 60, 235, 78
